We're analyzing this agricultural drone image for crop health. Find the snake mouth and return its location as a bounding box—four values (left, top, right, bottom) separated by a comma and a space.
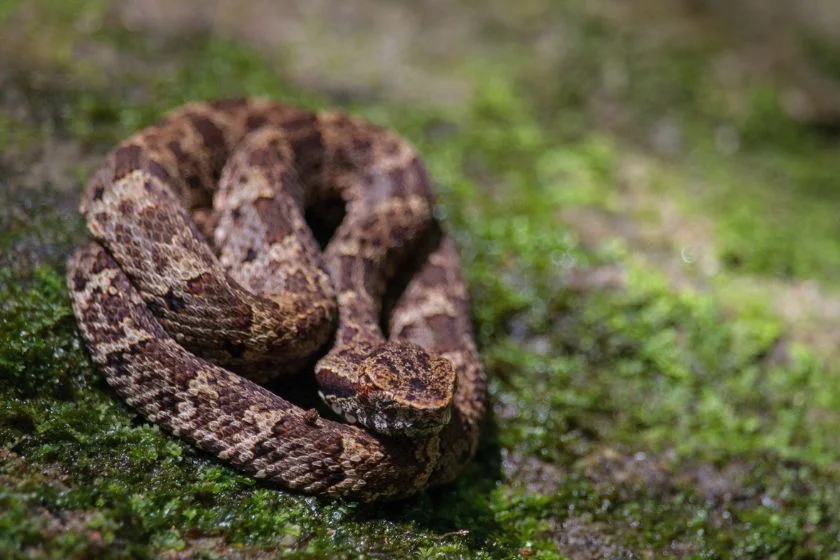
392, 403, 453, 437
366, 393, 454, 438
319, 389, 453, 438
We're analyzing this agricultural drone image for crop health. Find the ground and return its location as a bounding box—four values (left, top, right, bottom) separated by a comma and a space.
3, 1, 840, 558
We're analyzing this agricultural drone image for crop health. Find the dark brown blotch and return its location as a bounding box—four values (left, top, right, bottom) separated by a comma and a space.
282, 111, 318, 133
118, 200, 134, 214
253, 197, 295, 244
408, 377, 427, 396
320, 434, 346, 464
90, 249, 114, 274
250, 438, 274, 460
71, 269, 88, 292
112, 144, 143, 180
284, 270, 310, 293
166, 140, 190, 163
246, 114, 268, 130
150, 245, 169, 271
291, 128, 323, 158
104, 350, 125, 368
246, 146, 276, 169
339, 325, 359, 345
163, 288, 187, 312
373, 353, 397, 377
351, 136, 373, 154
185, 272, 215, 295
188, 114, 226, 151
426, 314, 460, 353
270, 416, 292, 437
385, 167, 409, 198
303, 409, 320, 426
146, 160, 171, 185
103, 340, 145, 369
378, 136, 402, 157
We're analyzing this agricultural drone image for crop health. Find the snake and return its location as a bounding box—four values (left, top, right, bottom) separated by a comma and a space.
65, 98, 486, 501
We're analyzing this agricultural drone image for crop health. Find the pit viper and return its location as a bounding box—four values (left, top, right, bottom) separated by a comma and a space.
66, 99, 486, 501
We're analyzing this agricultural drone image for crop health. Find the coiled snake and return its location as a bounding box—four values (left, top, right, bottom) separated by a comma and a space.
66, 99, 486, 501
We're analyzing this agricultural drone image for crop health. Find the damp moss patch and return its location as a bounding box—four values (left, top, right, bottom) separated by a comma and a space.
3, 2, 840, 558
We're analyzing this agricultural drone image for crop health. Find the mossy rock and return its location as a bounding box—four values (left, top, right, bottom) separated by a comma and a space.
3, 2, 840, 558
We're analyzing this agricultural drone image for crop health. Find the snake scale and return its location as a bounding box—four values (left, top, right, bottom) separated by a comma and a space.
66, 98, 486, 501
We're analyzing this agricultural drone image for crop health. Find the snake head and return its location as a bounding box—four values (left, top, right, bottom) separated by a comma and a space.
317, 341, 456, 438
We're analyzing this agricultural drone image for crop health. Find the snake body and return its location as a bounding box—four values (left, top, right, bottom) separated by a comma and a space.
66, 99, 485, 501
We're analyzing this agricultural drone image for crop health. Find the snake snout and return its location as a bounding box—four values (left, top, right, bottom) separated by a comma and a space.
354, 341, 456, 437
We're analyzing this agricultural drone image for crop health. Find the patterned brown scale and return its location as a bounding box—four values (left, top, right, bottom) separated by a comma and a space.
67, 99, 486, 500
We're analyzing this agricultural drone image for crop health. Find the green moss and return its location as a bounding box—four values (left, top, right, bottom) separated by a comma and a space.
500, 3, 840, 286
3, 1, 840, 558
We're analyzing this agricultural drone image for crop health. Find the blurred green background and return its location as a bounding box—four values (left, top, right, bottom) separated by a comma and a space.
3, 1, 840, 558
